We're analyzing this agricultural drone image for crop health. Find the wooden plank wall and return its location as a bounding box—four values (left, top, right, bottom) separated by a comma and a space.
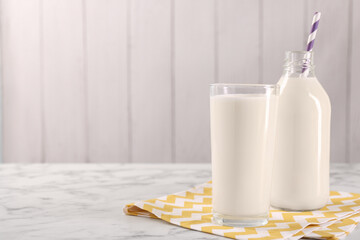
85, 0, 129, 163
130, 0, 172, 163
174, 0, 215, 163
42, 0, 87, 163
1, 0, 358, 163
2, 0, 43, 163
350, 0, 360, 163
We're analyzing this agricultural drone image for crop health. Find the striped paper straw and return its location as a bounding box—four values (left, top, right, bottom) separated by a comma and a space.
302, 12, 321, 76
306, 12, 321, 51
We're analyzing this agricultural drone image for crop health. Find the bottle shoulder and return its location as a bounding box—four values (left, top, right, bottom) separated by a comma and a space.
277, 77, 331, 108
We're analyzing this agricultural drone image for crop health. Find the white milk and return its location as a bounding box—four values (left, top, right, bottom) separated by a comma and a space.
271, 77, 331, 210
210, 94, 277, 218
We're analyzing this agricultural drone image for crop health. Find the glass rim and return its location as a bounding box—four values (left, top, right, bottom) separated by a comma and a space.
210, 83, 277, 89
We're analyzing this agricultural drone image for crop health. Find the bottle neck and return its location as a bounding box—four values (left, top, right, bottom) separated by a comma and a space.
282, 67, 316, 78
281, 51, 316, 78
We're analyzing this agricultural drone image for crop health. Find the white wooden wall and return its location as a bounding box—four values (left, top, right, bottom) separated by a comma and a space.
1, 0, 359, 163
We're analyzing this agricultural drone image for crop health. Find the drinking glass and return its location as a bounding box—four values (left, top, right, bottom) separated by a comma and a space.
210, 84, 278, 227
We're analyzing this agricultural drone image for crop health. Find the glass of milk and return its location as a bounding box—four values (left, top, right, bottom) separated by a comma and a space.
210, 84, 278, 227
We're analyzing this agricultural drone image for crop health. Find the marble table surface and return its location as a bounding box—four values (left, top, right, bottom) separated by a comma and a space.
0, 163, 359, 240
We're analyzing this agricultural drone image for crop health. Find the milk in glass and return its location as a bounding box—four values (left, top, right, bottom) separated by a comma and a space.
210, 85, 277, 227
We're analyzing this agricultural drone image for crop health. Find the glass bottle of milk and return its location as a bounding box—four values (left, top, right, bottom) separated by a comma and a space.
271, 51, 331, 211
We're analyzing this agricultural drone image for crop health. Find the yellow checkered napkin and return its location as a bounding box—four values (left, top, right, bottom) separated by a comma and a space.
124, 182, 360, 239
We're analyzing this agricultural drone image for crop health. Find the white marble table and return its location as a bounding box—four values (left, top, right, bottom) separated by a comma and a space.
0, 163, 359, 240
